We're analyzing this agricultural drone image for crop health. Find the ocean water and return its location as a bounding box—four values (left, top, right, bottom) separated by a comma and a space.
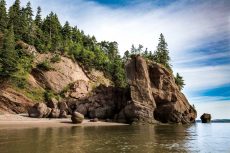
0, 123, 230, 153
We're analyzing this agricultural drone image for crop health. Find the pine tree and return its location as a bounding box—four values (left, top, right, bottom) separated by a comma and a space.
153, 33, 171, 70
175, 73, 185, 91
35, 6, 42, 28
25, 2, 33, 25
62, 21, 71, 39
0, 26, 18, 77
123, 50, 130, 62
0, 0, 7, 32
8, 0, 21, 38
21, 2, 34, 44
130, 44, 136, 55
42, 12, 62, 51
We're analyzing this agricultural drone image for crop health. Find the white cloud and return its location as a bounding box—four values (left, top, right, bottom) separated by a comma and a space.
174, 64, 230, 92
191, 96, 230, 119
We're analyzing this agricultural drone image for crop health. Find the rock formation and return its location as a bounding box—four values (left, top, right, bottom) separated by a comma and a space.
0, 86, 33, 114
68, 55, 196, 124
71, 112, 84, 124
0, 50, 197, 124
117, 55, 197, 124
28, 103, 51, 118
200, 113, 211, 123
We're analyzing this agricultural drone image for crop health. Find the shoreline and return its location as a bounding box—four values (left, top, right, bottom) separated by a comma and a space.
0, 114, 128, 129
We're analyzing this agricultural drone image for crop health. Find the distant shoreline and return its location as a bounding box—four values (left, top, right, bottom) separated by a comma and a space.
196, 119, 230, 123
0, 114, 128, 129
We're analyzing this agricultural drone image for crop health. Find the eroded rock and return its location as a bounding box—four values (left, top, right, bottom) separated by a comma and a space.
28, 103, 51, 118
71, 112, 84, 124
200, 113, 211, 123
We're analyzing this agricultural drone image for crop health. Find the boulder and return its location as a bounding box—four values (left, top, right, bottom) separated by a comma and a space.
200, 113, 211, 123
47, 98, 58, 109
49, 108, 60, 118
90, 118, 99, 122
58, 101, 68, 112
71, 112, 84, 124
28, 103, 51, 118
69, 80, 91, 99
59, 110, 68, 118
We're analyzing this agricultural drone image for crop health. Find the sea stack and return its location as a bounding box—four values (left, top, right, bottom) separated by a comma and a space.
200, 113, 211, 123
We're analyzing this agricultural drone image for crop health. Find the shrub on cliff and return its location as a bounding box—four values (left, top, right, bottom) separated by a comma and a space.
37, 60, 53, 71
174, 73, 185, 90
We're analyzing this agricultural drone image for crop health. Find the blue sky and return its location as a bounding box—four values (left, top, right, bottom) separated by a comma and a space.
6, 0, 230, 119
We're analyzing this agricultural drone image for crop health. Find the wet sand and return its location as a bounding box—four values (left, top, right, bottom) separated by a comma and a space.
0, 114, 128, 129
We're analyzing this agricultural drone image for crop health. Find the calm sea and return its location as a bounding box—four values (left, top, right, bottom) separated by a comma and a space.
0, 123, 230, 153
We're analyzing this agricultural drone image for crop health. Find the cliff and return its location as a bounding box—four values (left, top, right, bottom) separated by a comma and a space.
120, 55, 197, 123
0, 47, 196, 124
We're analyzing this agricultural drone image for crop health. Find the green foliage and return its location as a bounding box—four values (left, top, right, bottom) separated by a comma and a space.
0, 0, 7, 32
34, 6, 42, 28
0, 26, 18, 77
175, 73, 185, 91
44, 90, 55, 102
50, 54, 61, 63
111, 58, 127, 87
37, 60, 53, 71
1, 0, 128, 88
153, 33, 171, 70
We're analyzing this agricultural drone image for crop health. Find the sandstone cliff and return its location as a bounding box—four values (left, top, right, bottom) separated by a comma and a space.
121, 55, 197, 124
0, 45, 196, 123
66, 55, 196, 124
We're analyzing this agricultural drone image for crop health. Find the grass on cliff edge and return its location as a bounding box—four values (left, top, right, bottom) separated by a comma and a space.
10, 75, 45, 103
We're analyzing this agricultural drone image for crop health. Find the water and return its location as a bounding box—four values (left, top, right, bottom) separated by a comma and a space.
0, 123, 230, 153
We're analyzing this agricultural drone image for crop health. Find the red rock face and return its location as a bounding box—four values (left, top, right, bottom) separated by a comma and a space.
0, 87, 33, 114
120, 55, 197, 124
67, 55, 196, 124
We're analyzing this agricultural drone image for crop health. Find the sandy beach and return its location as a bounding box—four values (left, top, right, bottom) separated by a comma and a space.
0, 114, 128, 129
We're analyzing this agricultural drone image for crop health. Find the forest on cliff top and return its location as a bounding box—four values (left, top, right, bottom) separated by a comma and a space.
0, 0, 185, 93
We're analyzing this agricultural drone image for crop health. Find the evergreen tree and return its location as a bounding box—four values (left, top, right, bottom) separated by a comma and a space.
111, 58, 126, 87
35, 6, 42, 28
123, 50, 130, 62
130, 44, 136, 55
61, 21, 71, 39
8, 0, 21, 38
137, 44, 143, 54
153, 33, 171, 70
175, 73, 185, 91
42, 12, 62, 51
0, 26, 18, 77
0, 0, 7, 32
25, 2, 33, 25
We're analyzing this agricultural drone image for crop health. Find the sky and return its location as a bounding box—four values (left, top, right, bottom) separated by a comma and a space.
6, 0, 230, 119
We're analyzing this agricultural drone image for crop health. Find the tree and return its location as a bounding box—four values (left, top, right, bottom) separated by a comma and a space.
0, 26, 18, 77
174, 73, 185, 91
61, 21, 71, 39
110, 58, 126, 87
25, 2, 33, 25
42, 12, 62, 51
153, 33, 171, 70
35, 6, 42, 28
8, 0, 21, 38
130, 44, 136, 55
0, 0, 7, 32
123, 50, 130, 62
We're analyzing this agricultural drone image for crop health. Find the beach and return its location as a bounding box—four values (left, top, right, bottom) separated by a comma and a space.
0, 114, 128, 129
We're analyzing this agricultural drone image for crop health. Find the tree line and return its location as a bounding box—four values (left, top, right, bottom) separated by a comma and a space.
0, 0, 185, 90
